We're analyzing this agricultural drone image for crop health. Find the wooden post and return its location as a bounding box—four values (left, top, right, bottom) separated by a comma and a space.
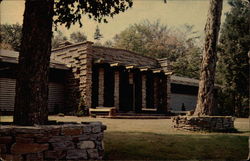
98, 67, 105, 107
114, 71, 120, 110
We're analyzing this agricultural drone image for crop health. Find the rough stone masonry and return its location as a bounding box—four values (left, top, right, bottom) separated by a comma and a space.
172, 116, 235, 132
0, 122, 106, 160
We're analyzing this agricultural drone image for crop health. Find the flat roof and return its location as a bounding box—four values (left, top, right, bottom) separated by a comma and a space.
171, 75, 220, 88
0, 49, 69, 70
52, 41, 161, 69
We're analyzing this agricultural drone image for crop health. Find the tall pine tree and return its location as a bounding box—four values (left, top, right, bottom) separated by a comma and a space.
94, 25, 103, 41
217, 0, 250, 117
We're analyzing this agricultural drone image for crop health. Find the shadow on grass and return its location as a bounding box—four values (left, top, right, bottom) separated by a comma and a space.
104, 131, 248, 160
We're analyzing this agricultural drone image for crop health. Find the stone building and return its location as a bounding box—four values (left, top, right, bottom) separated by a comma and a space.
51, 41, 171, 114
0, 41, 211, 114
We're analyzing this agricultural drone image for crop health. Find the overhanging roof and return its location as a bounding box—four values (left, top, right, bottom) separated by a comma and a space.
0, 49, 69, 70
171, 75, 220, 88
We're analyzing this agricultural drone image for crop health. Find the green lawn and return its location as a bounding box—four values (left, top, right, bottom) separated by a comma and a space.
1, 116, 249, 160
104, 132, 248, 160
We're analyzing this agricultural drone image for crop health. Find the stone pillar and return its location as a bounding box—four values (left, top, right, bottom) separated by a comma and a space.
98, 68, 105, 107
128, 72, 135, 110
167, 75, 171, 111
161, 74, 169, 113
114, 71, 120, 110
153, 75, 159, 109
141, 74, 147, 109
67, 42, 93, 109
85, 46, 93, 108
78, 42, 93, 108
52, 41, 94, 109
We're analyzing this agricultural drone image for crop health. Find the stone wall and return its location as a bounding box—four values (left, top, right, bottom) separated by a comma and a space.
172, 116, 235, 132
52, 42, 93, 109
161, 75, 170, 113
114, 71, 120, 109
0, 122, 106, 160
157, 58, 172, 72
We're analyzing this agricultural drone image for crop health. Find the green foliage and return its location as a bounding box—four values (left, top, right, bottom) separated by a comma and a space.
94, 25, 103, 40
51, 30, 68, 48
76, 97, 87, 117
0, 26, 87, 49
217, 0, 250, 117
0, 42, 13, 50
70, 31, 87, 43
76, 110, 85, 117
53, 0, 133, 28
172, 43, 202, 79
113, 20, 173, 59
112, 20, 202, 78
0, 23, 22, 51
103, 40, 114, 47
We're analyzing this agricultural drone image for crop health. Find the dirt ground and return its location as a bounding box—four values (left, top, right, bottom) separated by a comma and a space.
1, 116, 249, 135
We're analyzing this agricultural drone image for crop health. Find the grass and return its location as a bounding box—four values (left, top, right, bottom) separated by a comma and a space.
104, 132, 249, 160
1, 116, 249, 160
2, 116, 249, 136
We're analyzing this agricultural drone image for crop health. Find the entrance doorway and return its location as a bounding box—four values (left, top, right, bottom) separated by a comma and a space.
119, 71, 134, 112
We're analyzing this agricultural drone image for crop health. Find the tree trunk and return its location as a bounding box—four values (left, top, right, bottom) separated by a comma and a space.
235, 95, 243, 117
248, 136, 250, 161
194, 0, 223, 116
14, 0, 54, 125
248, 51, 250, 161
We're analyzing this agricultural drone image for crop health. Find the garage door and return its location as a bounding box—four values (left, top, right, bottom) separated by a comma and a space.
48, 82, 65, 113
0, 78, 16, 111
0, 78, 64, 113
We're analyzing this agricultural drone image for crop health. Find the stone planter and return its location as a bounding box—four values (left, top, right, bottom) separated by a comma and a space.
172, 116, 235, 132
0, 122, 106, 160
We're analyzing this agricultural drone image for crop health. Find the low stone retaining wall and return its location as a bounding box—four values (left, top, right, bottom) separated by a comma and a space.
0, 122, 106, 160
172, 116, 235, 132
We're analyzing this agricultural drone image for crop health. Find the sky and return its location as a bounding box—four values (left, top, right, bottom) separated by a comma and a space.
0, 0, 231, 43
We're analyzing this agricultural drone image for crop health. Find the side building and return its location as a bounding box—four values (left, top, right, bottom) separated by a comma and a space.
0, 49, 69, 114
170, 75, 219, 113
170, 76, 200, 112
